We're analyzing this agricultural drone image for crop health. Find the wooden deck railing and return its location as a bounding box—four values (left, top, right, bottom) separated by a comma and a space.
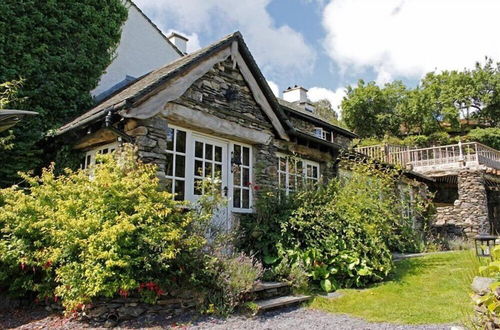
356, 142, 500, 170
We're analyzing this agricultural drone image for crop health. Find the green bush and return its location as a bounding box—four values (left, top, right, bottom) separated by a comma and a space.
465, 127, 500, 150
203, 252, 263, 316
239, 158, 433, 292
0, 145, 207, 311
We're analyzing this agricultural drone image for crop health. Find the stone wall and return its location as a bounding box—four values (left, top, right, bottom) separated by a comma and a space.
178, 58, 273, 133
433, 169, 490, 237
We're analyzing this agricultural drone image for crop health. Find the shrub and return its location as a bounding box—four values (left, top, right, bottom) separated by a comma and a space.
465, 127, 500, 150
0, 145, 207, 311
239, 158, 434, 292
203, 252, 263, 316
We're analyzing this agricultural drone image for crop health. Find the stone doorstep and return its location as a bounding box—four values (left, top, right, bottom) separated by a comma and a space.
255, 295, 311, 311
251, 281, 290, 292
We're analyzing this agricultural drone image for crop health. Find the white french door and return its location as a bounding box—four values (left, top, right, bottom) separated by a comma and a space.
187, 134, 230, 229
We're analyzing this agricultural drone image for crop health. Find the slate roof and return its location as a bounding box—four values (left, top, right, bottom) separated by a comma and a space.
57, 31, 291, 136
57, 33, 241, 134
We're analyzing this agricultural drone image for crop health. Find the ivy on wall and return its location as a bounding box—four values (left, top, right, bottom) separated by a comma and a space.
0, 0, 128, 186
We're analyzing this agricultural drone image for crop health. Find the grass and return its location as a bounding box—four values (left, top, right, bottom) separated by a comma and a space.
310, 250, 481, 325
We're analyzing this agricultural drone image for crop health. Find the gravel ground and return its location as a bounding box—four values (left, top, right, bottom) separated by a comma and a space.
0, 305, 458, 330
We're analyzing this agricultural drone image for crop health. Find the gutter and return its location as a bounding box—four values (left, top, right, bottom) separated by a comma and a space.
55, 100, 128, 136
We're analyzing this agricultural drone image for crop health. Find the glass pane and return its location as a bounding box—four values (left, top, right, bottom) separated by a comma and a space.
289, 175, 296, 190
174, 180, 185, 201
195, 141, 203, 158
166, 153, 173, 176
234, 170, 241, 185
215, 146, 222, 162
176, 130, 186, 153
243, 168, 250, 186
86, 155, 91, 168
194, 179, 203, 195
234, 145, 241, 161
233, 188, 241, 208
242, 147, 250, 166
167, 128, 174, 151
307, 165, 312, 177
204, 162, 212, 178
313, 166, 318, 179
242, 189, 250, 208
279, 157, 286, 172
102, 148, 109, 154
296, 160, 303, 174
205, 143, 213, 160
175, 155, 185, 178
279, 173, 286, 188
214, 164, 222, 178
165, 178, 173, 193
194, 160, 203, 176
289, 159, 296, 174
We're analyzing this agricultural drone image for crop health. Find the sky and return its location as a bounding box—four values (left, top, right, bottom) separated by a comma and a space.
134, 0, 500, 115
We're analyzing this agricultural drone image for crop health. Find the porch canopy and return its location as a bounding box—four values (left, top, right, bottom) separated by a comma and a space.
0, 109, 38, 132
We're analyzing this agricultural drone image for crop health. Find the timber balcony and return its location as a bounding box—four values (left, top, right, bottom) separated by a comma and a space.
355, 142, 500, 175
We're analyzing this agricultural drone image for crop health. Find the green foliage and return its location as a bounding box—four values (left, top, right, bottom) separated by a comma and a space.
239, 158, 434, 292
203, 252, 263, 316
0, 80, 24, 150
312, 99, 339, 125
464, 128, 500, 150
0, 145, 206, 311
342, 80, 402, 138
0, 0, 128, 186
341, 58, 500, 140
475, 246, 500, 327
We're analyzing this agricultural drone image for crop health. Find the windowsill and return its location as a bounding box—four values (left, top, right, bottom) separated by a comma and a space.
231, 208, 254, 214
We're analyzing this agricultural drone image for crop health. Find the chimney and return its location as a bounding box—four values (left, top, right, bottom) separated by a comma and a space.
168, 32, 189, 54
283, 85, 315, 112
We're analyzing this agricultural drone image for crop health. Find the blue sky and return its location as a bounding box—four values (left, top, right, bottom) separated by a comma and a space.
135, 0, 500, 113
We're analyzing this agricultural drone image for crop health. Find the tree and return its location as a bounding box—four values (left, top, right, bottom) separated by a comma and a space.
341, 80, 402, 138
0, 0, 128, 186
313, 99, 338, 125
0, 80, 24, 150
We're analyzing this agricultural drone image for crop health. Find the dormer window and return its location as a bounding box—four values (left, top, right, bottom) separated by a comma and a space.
314, 127, 324, 139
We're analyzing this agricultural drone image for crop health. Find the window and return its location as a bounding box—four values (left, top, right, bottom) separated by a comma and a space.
164, 125, 253, 212
81, 142, 119, 169
277, 154, 319, 194
232, 143, 252, 211
166, 127, 187, 201
192, 138, 224, 196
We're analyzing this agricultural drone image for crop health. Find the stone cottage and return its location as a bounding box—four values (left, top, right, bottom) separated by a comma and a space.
56, 32, 359, 228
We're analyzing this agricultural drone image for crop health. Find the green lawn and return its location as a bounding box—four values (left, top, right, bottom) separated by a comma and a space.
310, 251, 479, 324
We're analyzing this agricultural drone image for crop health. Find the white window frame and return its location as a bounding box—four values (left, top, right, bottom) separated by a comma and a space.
165, 127, 188, 201
81, 142, 119, 169
277, 153, 320, 194
166, 124, 254, 212
230, 142, 253, 213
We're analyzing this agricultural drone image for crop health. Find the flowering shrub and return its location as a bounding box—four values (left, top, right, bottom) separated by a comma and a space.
239, 157, 434, 292
203, 252, 263, 316
0, 145, 206, 311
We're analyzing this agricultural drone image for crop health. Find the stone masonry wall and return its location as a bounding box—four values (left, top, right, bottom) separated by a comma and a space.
434, 169, 490, 237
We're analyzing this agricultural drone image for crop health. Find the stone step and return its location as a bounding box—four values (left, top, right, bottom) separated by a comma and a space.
255, 295, 311, 311
252, 281, 290, 292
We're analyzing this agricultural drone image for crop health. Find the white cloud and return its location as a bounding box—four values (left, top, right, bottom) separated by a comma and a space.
322, 0, 500, 81
134, 0, 316, 77
308, 87, 346, 116
267, 80, 280, 97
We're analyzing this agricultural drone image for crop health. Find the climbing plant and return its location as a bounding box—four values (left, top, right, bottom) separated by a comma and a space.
0, 0, 128, 186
